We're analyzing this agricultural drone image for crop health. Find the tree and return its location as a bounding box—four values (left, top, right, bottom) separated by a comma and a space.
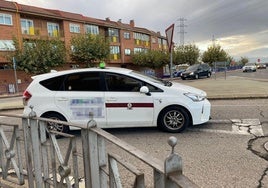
70, 34, 110, 67
131, 50, 169, 69
202, 45, 229, 66
174, 44, 200, 65
10, 38, 66, 74
238, 57, 249, 65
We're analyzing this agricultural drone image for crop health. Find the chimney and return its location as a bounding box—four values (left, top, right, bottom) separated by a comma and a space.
118, 19, 122, 23
105, 17, 110, 21
130, 20, 135, 27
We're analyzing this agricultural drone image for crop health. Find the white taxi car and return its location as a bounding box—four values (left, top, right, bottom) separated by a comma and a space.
23, 67, 211, 133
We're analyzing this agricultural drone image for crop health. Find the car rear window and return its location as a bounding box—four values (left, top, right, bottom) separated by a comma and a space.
39, 75, 65, 91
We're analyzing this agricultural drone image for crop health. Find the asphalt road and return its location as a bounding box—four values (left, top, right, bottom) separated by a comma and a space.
0, 68, 268, 187
1, 97, 268, 187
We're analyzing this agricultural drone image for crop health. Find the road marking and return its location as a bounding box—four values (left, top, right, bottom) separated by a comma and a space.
189, 119, 264, 136
231, 119, 264, 136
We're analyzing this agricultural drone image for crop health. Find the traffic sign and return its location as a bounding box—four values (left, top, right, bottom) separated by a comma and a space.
165, 24, 174, 52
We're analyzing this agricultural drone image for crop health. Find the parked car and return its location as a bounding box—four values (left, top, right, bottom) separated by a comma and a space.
173, 69, 186, 77
256, 63, 266, 69
242, 63, 257, 72
181, 63, 212, 80
173, 64, 188, 77
23, 67, 211, 134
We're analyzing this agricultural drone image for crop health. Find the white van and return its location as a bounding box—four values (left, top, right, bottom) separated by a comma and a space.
23, 67, 211, 133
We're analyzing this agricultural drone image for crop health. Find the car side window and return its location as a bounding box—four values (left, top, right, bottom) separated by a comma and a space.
64, 72, 101, 91
144, 82, 163, 92
105, 73, 142, 92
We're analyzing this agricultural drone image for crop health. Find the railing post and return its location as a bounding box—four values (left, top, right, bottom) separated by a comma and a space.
81, 112, 100, 188
164, 136, 182, 188
164, 136, 198, 188
39, 120, 50, 188
28, 106, 43, 187
22, 115, 35, 187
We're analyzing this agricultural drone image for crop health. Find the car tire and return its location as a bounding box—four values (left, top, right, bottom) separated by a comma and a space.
207, 72, 211, 78
42, 113, 69, 137
158, 106, 190, 133
181, 77, 186, 80
195, 74, 199, 79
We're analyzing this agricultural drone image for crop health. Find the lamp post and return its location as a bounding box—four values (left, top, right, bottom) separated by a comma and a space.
13, 57, 19, 93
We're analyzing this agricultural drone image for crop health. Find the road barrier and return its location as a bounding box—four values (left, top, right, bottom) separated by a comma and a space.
0, 109, 198, 187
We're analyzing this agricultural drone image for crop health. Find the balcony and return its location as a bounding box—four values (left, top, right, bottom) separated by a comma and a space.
21, 27, 64, 39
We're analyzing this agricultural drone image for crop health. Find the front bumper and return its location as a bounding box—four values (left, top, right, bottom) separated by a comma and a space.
191, 99, 211, 125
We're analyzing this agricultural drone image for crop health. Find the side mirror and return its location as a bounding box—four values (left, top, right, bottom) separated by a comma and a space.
140, 86, 151, 96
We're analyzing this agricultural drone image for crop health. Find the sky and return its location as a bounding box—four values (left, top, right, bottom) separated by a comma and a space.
8, 0, 268, 62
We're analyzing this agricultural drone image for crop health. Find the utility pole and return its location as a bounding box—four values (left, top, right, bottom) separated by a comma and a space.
177, 18, 187, 45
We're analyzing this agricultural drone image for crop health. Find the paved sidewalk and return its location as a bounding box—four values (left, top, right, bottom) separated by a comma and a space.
0, 75, 268, 111
176, 76, 268, 100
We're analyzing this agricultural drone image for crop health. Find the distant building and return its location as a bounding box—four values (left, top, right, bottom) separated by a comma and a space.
0, 0, 167, 93
0, 0, 167, 68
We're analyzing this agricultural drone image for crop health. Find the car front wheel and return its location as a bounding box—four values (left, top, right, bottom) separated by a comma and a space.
158, 107, 190, 133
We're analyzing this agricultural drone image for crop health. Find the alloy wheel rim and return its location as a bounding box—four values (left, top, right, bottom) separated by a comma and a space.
164, 110, 184, 130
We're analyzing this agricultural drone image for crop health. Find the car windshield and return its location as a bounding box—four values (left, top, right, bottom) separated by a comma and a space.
186, 64, 199, 71
130, 71, 172, 87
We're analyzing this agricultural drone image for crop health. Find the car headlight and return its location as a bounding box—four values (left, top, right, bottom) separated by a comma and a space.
184, 92, 206, 102
189, 72, 194, 75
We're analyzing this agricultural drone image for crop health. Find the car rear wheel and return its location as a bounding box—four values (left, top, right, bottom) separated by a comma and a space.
158, 107, 190, 133
42, 113, 69, 136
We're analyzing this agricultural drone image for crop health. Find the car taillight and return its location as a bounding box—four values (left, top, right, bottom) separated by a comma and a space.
23, 90, 32, 106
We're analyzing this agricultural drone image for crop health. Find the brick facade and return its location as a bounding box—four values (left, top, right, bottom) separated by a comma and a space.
0, 1, 167, 93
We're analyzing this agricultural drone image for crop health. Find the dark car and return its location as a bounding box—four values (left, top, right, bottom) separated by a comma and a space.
181, 63, 211, 80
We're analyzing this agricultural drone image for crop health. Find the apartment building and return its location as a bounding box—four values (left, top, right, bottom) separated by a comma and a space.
0, 0, 167, 93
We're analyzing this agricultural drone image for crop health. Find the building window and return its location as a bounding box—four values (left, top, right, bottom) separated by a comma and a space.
70, 23, 80, 33
85, 24, 99, 35
0, 13, 12, 25
110, 46, 120, 60
158, 38, 162, 48
108, 28, 119, 43
21, 19, 34, 35
0, 40, 15, 51
124, 32, 130, 39
47, 22, 60, 37
124, 49, 131, 55
134, 47, 147, 54
134, 32, 149, 46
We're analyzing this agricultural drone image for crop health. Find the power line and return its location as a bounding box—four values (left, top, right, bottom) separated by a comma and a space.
177, 18, 187, 45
